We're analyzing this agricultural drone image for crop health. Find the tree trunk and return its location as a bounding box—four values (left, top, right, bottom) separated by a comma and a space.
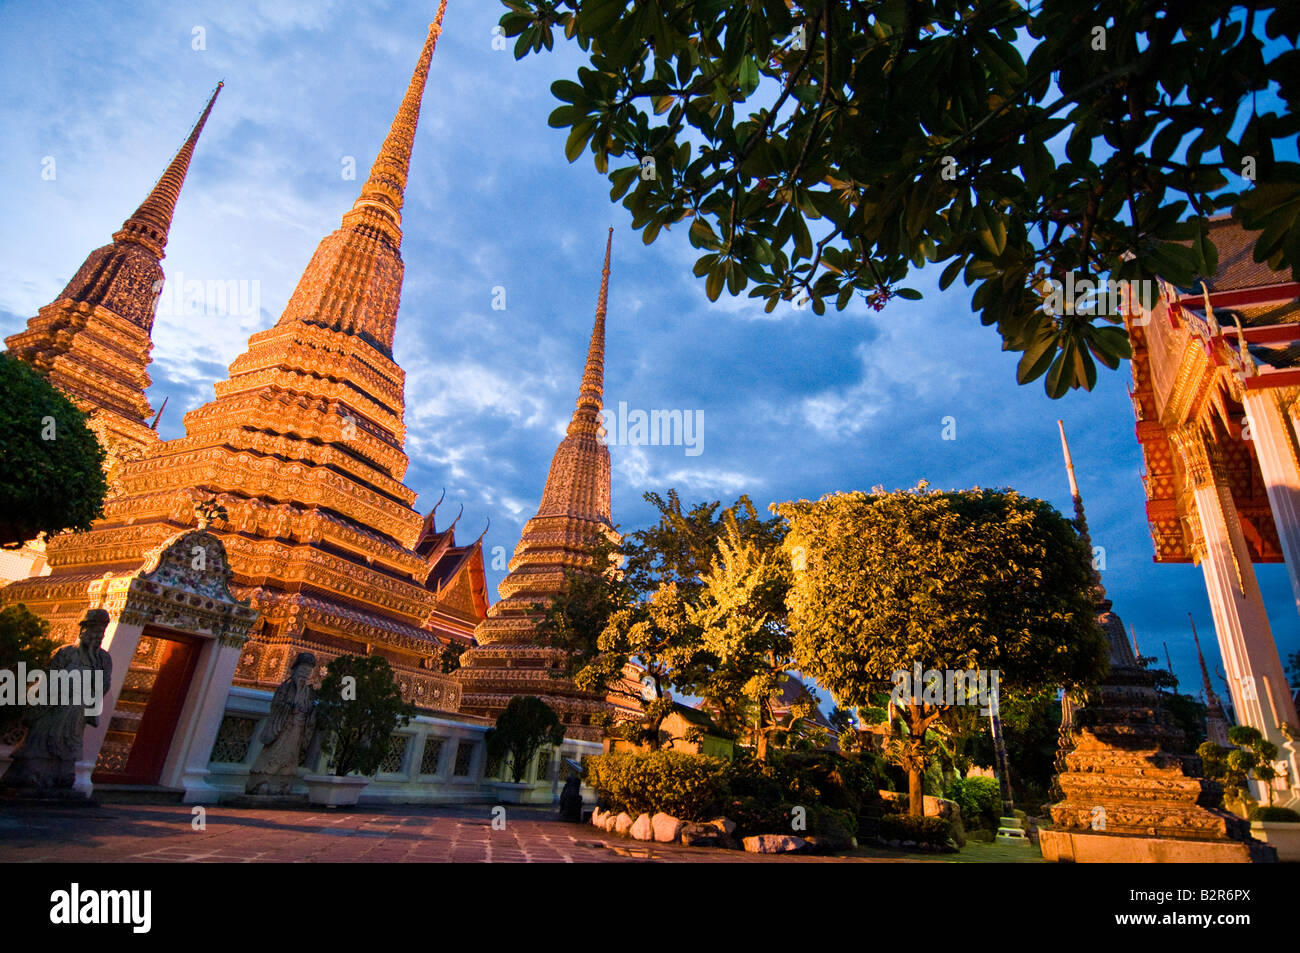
908, 763, 924, 817
907, 703, 926, 817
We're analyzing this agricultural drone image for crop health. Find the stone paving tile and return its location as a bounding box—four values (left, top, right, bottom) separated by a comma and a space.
0, 802, 953, 863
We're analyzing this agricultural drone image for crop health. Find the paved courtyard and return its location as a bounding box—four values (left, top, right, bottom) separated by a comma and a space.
0, 802, 1042, 863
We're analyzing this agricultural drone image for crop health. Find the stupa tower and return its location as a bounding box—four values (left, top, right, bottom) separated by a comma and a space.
1191, 614, 1232, 746
1042, 423, 1273, 861
5, 84, 222, 462
457, 229, 618, 740
5, 4, 487, 712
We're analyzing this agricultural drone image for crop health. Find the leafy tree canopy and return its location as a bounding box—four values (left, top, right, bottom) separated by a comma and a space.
314, 655, 416, 778
777, 484, 1110, 811
0, 354, 107, 547
500, 0, 1300, 396
486, 695, 566, 782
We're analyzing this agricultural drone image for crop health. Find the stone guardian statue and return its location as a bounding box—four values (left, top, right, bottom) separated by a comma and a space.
246, 652, 318, 795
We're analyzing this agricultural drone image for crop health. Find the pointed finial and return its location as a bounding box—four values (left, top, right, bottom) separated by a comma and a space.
475, 517, 491, 545
1058, 420, 1102, 596
113, 83, 222, 258
343, 1, 449, 245
569, 228, 613, 434
149, 395, 169, 431
1129, 622, 1140, 659
1189, 614, 1223, 706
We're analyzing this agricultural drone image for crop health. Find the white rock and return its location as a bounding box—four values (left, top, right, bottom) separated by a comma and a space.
602, 814, 617, 832
742, 834, 807, 854
614, 812, 634, 835
591, 809, 606, 826
709, 817, 738, 836
652, 813, 683, 843
630, 813, 654, 841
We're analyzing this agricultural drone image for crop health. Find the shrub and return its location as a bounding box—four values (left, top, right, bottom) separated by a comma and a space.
945, 775, 1002, 829
728, 795, 792, 837
583, 751, 729, 820
1250, 806, 1300, 822
807, 803, 857, 840
315, 655, 416, 777
877, 814, 952, 848
485, 696, 565, 783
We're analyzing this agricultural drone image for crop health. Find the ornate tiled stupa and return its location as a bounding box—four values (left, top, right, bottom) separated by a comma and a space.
456, 230, 619, 740
4, 3, 486, 711
5, 83, 221, 478
1040, 426, 1275, 862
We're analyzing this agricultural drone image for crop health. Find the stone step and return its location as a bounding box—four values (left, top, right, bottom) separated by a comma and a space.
92, 784, 186, 805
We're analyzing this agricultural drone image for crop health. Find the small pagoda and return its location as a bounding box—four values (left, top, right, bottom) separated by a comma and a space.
455, 230, 619, 741
1039, 426, 1275, 862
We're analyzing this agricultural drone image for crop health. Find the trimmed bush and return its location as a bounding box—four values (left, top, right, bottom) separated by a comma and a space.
877, 814, 952, 848
944, 775, 1002, 829
583, 751, 729, 820
1250, 806, 1300, 822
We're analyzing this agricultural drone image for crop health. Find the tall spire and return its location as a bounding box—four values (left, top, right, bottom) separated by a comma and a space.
570, 227, 613, 434
276, 9, 448, 354
1058, 420, 1135, 667
341, 1, 448, 246
456, 230, 620, 739
1058, 419, 1097, 571
1190, 613, 1231, 744
113, 83, 222, 258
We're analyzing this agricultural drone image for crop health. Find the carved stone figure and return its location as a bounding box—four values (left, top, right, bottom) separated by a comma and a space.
1, 609, 113, 793
246, 652, 317, 795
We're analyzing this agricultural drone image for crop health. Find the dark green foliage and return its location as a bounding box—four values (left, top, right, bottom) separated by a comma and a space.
498, 1, 1300, 397
583, 750, 730, 819
438, 642, 465, 675
968, 688, 1061, 808
485, 696, 566, 783
877, 814, 953, 849
314, 655, 417, 777
1199, 725, 1280, 808
944, 775, 1003, 830
0, 353, 107, 547
0, 604, 59, 733
583, 748, 885, 834
1250, 806, 1300, 822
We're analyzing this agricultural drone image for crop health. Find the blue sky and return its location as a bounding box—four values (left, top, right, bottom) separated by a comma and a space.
1, 0, 1296, 706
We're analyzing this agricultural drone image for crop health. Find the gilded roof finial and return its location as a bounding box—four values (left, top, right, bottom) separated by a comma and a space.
570, 227, 613, 434
113, 83, 222, 259
343, 1, 449, 245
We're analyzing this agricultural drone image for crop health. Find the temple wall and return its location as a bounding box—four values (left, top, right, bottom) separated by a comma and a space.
203, 686, 600, 806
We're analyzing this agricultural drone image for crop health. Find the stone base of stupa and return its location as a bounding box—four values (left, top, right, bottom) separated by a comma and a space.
1040, 829, 1275, 863
1044, 663, 1276, 863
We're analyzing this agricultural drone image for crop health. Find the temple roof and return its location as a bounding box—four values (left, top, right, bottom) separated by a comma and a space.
1196, 216, 1295, 293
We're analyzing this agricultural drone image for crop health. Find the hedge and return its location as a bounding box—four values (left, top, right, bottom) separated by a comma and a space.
944, 775, 1002, 829
1250, 806, 1300, 822
583, 751, 729, 820
877, 814, 952, 848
